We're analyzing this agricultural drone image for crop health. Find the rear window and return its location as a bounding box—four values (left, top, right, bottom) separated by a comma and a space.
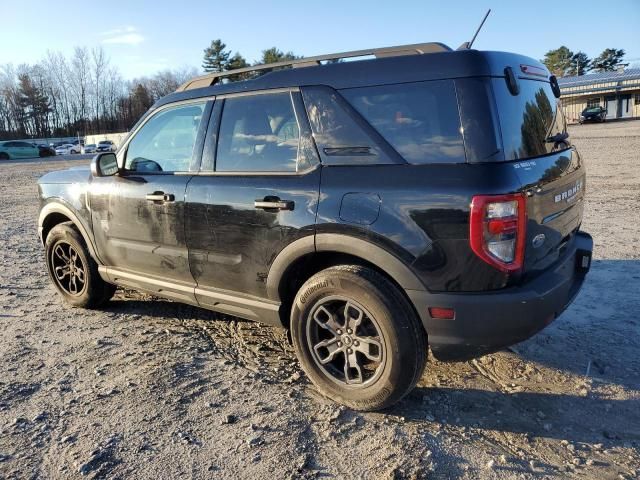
492, 78, 568, 160
340, 81, 465, 164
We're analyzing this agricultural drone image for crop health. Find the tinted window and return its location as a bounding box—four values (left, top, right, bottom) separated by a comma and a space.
125, 102, 205, 172
454, 77, 502, 162
341, 81, 465, 164
302, 86, 397, 165
492, 78, 568, 160
216, 93, 299, 172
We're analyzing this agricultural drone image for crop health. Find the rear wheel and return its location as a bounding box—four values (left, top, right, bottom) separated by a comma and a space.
45, 222, 115, 308
0, 152, 9, 160
290, 265, 427, 411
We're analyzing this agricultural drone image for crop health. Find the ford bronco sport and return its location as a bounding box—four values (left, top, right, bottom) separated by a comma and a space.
37, 42, 593, 411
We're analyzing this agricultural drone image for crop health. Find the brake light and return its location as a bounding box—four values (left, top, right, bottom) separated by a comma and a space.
469, 194, 527, 272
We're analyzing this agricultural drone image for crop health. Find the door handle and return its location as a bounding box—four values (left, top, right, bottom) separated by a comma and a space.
254, 198, 294, 211
146, 192, 175, 203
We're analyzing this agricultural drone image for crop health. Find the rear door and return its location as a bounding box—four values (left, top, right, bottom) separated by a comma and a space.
491, 77, 585, 276
185, 89, 321, 306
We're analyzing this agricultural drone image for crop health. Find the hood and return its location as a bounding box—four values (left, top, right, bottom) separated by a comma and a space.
38, 165, 91, 184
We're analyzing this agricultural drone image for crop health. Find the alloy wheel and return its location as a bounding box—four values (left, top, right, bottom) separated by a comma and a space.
50, 241, 86, 296
306, 296, 385, 387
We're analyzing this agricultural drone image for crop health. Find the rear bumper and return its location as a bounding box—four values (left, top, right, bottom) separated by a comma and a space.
408, 231, 593, 361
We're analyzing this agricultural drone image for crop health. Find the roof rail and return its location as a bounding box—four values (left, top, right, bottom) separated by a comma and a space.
176, 42, 452, 92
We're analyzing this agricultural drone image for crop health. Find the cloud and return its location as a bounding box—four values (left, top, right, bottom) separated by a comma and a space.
101, 26, 144, 46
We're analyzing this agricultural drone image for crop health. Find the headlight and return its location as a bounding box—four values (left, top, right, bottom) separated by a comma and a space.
580, 115, 585, 119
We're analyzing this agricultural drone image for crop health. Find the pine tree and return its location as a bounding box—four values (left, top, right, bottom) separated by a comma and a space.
591, 49, 628, 72
17, 73, 50, 137
259, 47, 301, 65
541, 46, 574, 77
227, 53, 248, 71
225, 53, 250, 82
202, 39, 231, 72
571, 52, 591, 76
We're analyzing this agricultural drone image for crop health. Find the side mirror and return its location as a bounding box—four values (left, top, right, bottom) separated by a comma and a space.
91, 152, 119, 177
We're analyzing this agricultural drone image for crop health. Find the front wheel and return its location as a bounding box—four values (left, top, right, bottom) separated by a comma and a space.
45, 222, 116, 308
290, 265, 427, 411
0, 152, 9, 160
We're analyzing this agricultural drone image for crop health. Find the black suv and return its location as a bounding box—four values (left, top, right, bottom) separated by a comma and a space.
37, 42, 592, 411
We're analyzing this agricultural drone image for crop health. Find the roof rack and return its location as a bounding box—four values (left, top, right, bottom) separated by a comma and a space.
176, 42, 452, 92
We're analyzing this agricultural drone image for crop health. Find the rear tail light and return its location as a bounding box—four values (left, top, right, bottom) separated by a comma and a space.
469, 193, 526, 272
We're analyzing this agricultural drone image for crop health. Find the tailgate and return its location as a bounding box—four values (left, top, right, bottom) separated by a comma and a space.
512, 148, 586, 277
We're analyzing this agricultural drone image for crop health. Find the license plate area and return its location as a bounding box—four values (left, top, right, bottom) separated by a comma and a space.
574, 231, 593, 277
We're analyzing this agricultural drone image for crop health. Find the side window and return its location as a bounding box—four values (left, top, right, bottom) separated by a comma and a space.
301, 86, 397, 165
125, 102, 206, 173
340, 81, 465, 164
216, 93, 300, 172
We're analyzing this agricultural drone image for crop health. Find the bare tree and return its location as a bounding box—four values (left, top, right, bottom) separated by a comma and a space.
92, 46, 108, 133
70, 47, 91, 136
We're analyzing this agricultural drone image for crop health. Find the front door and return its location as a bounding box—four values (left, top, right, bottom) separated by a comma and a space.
605, 95, 618, 118
620, 94, 632, 118
185, 90, 321, 311
90, 99, 210, 301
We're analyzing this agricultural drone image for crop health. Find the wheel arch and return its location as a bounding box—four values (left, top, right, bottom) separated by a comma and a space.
39, 202, 100, 262
267, 233, 427, 329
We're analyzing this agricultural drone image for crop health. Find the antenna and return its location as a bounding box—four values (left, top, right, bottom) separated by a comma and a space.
458, 9, 491, 50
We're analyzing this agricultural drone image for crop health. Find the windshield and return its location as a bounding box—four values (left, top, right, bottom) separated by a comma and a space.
492, 78, 569, 160
584, 107, 601, 113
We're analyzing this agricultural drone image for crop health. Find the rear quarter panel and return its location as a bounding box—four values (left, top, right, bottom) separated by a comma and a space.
317, 163, 523, 292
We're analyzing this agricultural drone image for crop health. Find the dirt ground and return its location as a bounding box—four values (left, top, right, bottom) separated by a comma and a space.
1, 121, 639, 479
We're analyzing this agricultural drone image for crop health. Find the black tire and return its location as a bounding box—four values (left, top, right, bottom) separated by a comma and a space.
0, 152, 9, 160
290, 265, 427, 411
45, 222, 116, 308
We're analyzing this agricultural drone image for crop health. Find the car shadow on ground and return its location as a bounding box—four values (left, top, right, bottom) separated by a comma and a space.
508, 260, 640, 382
99, 260, 639, 455
392, 385, 639, 447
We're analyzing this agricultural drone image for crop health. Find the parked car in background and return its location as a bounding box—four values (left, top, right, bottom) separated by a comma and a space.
0, 141, 40, 159
579, 106, 606, 124
82, 144, 97, 154
54, 144, 81, 155
96, 140, 116, 152
37, 144, 56, 157
97, 140, 116, 152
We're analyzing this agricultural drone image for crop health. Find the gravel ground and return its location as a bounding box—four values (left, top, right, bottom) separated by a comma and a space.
1, 121, 639, 479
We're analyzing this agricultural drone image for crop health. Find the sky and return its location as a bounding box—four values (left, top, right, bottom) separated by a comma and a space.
1, 0, 638, 79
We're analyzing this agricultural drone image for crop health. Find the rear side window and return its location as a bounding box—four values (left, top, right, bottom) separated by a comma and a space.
492, 78, 568, 160
340, 81, 465, 164
301, 86, 398, 165
216, 93, 300, 172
